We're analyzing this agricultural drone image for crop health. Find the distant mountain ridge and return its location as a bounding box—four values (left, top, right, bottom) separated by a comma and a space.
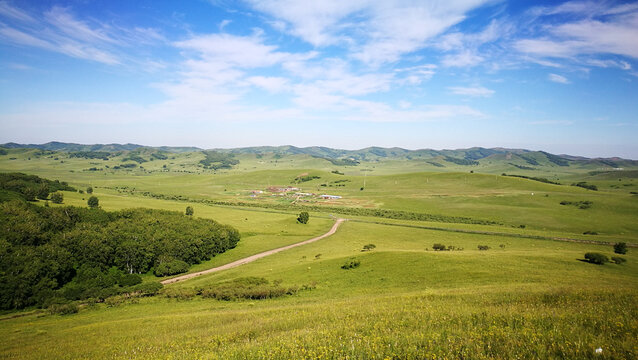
0, 142, 200, 153
1, 142, 636, 163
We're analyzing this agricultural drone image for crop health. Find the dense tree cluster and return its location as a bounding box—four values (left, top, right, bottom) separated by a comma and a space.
68, 151, 111, 160
297, 211, 309, 224
0, 172, 76, 201
443, 156, 479, 166
199, 151, 239, 170
0, 193, 240, 310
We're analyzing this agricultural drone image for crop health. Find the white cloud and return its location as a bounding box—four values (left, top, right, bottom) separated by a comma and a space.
219, 19, 231, 31
0, 1, 35, 22
516, 3, 638, 61
529, 120, 574, 125
0, 4, 166, 65
246, 76, 289, 93
248, 0, 495, 65
448, 86, 494, 97
586, 59, 632, 70
175, 33, 294, 68
247, 0, 367, 46
395, 64, 437, 85
44, 6, 117, 45
441, 50, 484, 67
548, 73, 570, 84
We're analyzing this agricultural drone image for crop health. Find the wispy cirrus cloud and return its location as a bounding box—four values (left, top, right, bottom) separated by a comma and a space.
548, 73, 570, 84
0, 0, 35, 22
0, 2, 165, 65
515, 1, 638, 63
448, 85, 495, 97
247, 0, 496, 66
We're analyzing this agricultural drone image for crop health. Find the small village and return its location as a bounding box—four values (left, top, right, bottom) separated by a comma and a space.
249, 186, 343, 200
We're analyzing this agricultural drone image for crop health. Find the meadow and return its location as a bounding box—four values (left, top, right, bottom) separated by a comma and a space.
0, 147, 636, 359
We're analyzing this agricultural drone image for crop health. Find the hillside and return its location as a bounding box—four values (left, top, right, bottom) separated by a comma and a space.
0, 144, 637, 359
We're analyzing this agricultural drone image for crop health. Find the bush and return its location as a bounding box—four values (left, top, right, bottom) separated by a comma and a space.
572, 182, 598, 191
362, 244, 376, 251
86, 186, 93, 194
50, 192, 63, 204
162, 287, 198, 300
297, 211, 309, 224
48, 303, 79, 315
185, 206, 194, 216
341, 260, 360, 270
478, 245, 491, 251
128, 282, 163, 296
583, 231, 598, 235
87, 196, 99, 208
432, 243, 447, 251
200, 277, 288, 301
611, 256, 626, 264
154, 260, 190, 277
613, 242, 628, 254
584, 252, 608, 265
119, 274, 142, 287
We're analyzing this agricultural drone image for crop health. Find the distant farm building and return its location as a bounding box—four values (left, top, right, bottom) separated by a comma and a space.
320, 194, 342, 199
295, 192, 314, 197
268, 186, 300, 193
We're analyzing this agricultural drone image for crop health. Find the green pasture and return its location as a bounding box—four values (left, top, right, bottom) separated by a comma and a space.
1, 220, 636, 359
1, 149, 637, 359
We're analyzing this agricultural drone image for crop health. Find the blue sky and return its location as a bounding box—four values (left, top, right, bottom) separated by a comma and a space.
0, 0, 637, 158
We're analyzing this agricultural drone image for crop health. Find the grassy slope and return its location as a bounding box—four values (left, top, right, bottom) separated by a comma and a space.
1, 150, 637, 358
0, 220, 636, 359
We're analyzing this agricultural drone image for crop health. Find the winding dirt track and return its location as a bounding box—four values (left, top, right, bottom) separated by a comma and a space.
161, 218, 345, 285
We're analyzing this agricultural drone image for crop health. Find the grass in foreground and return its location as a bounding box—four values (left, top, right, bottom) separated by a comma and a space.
1, 221, 636, 359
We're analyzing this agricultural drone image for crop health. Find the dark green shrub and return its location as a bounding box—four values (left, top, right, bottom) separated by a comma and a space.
583, 231, 598, 235
50, 192, 63, 204
128, 282, 163, 296
48, 303, 79, 315
572, 182, 598, 191
162, 287, 198, 300
297, 211, 309, 224
478, 245, 490, 250
341, 260, 360, 270
86, 186, 93, 194
432, 243, 447, 251
362, 244, 376, 251
185, 206, 194, 216
119, 274, 142, 287
87, 196, 99, 208
200, 277, 287, 301
611, 256, 626, 264
154, 260, 189, 276
36, 185, 49, 200
584, 252, 608, 264
613, 242, 627, 254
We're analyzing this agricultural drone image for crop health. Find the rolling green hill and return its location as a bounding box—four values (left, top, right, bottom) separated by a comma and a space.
0, 145, 636, 359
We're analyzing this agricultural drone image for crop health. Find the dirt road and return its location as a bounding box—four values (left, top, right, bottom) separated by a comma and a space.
161, 218, 345, 285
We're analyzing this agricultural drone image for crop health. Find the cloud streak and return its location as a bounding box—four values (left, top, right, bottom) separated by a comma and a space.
548, 73, 570, 84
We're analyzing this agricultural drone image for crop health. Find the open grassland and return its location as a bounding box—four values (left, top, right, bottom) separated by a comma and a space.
1, 221, 636, 359
2, 149, 637, 243
1, 150, 637, 358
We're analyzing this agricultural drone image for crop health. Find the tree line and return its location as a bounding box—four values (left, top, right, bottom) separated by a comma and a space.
0, 174, 240, 310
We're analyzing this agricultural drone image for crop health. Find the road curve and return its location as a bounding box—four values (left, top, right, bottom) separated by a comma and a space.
162, 218, 345, 285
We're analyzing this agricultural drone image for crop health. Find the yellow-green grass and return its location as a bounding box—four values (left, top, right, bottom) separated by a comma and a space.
53, 189, 334, 279
1, 151, 637, 358
7, 153, 637, 242
1, 221, 636, 359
